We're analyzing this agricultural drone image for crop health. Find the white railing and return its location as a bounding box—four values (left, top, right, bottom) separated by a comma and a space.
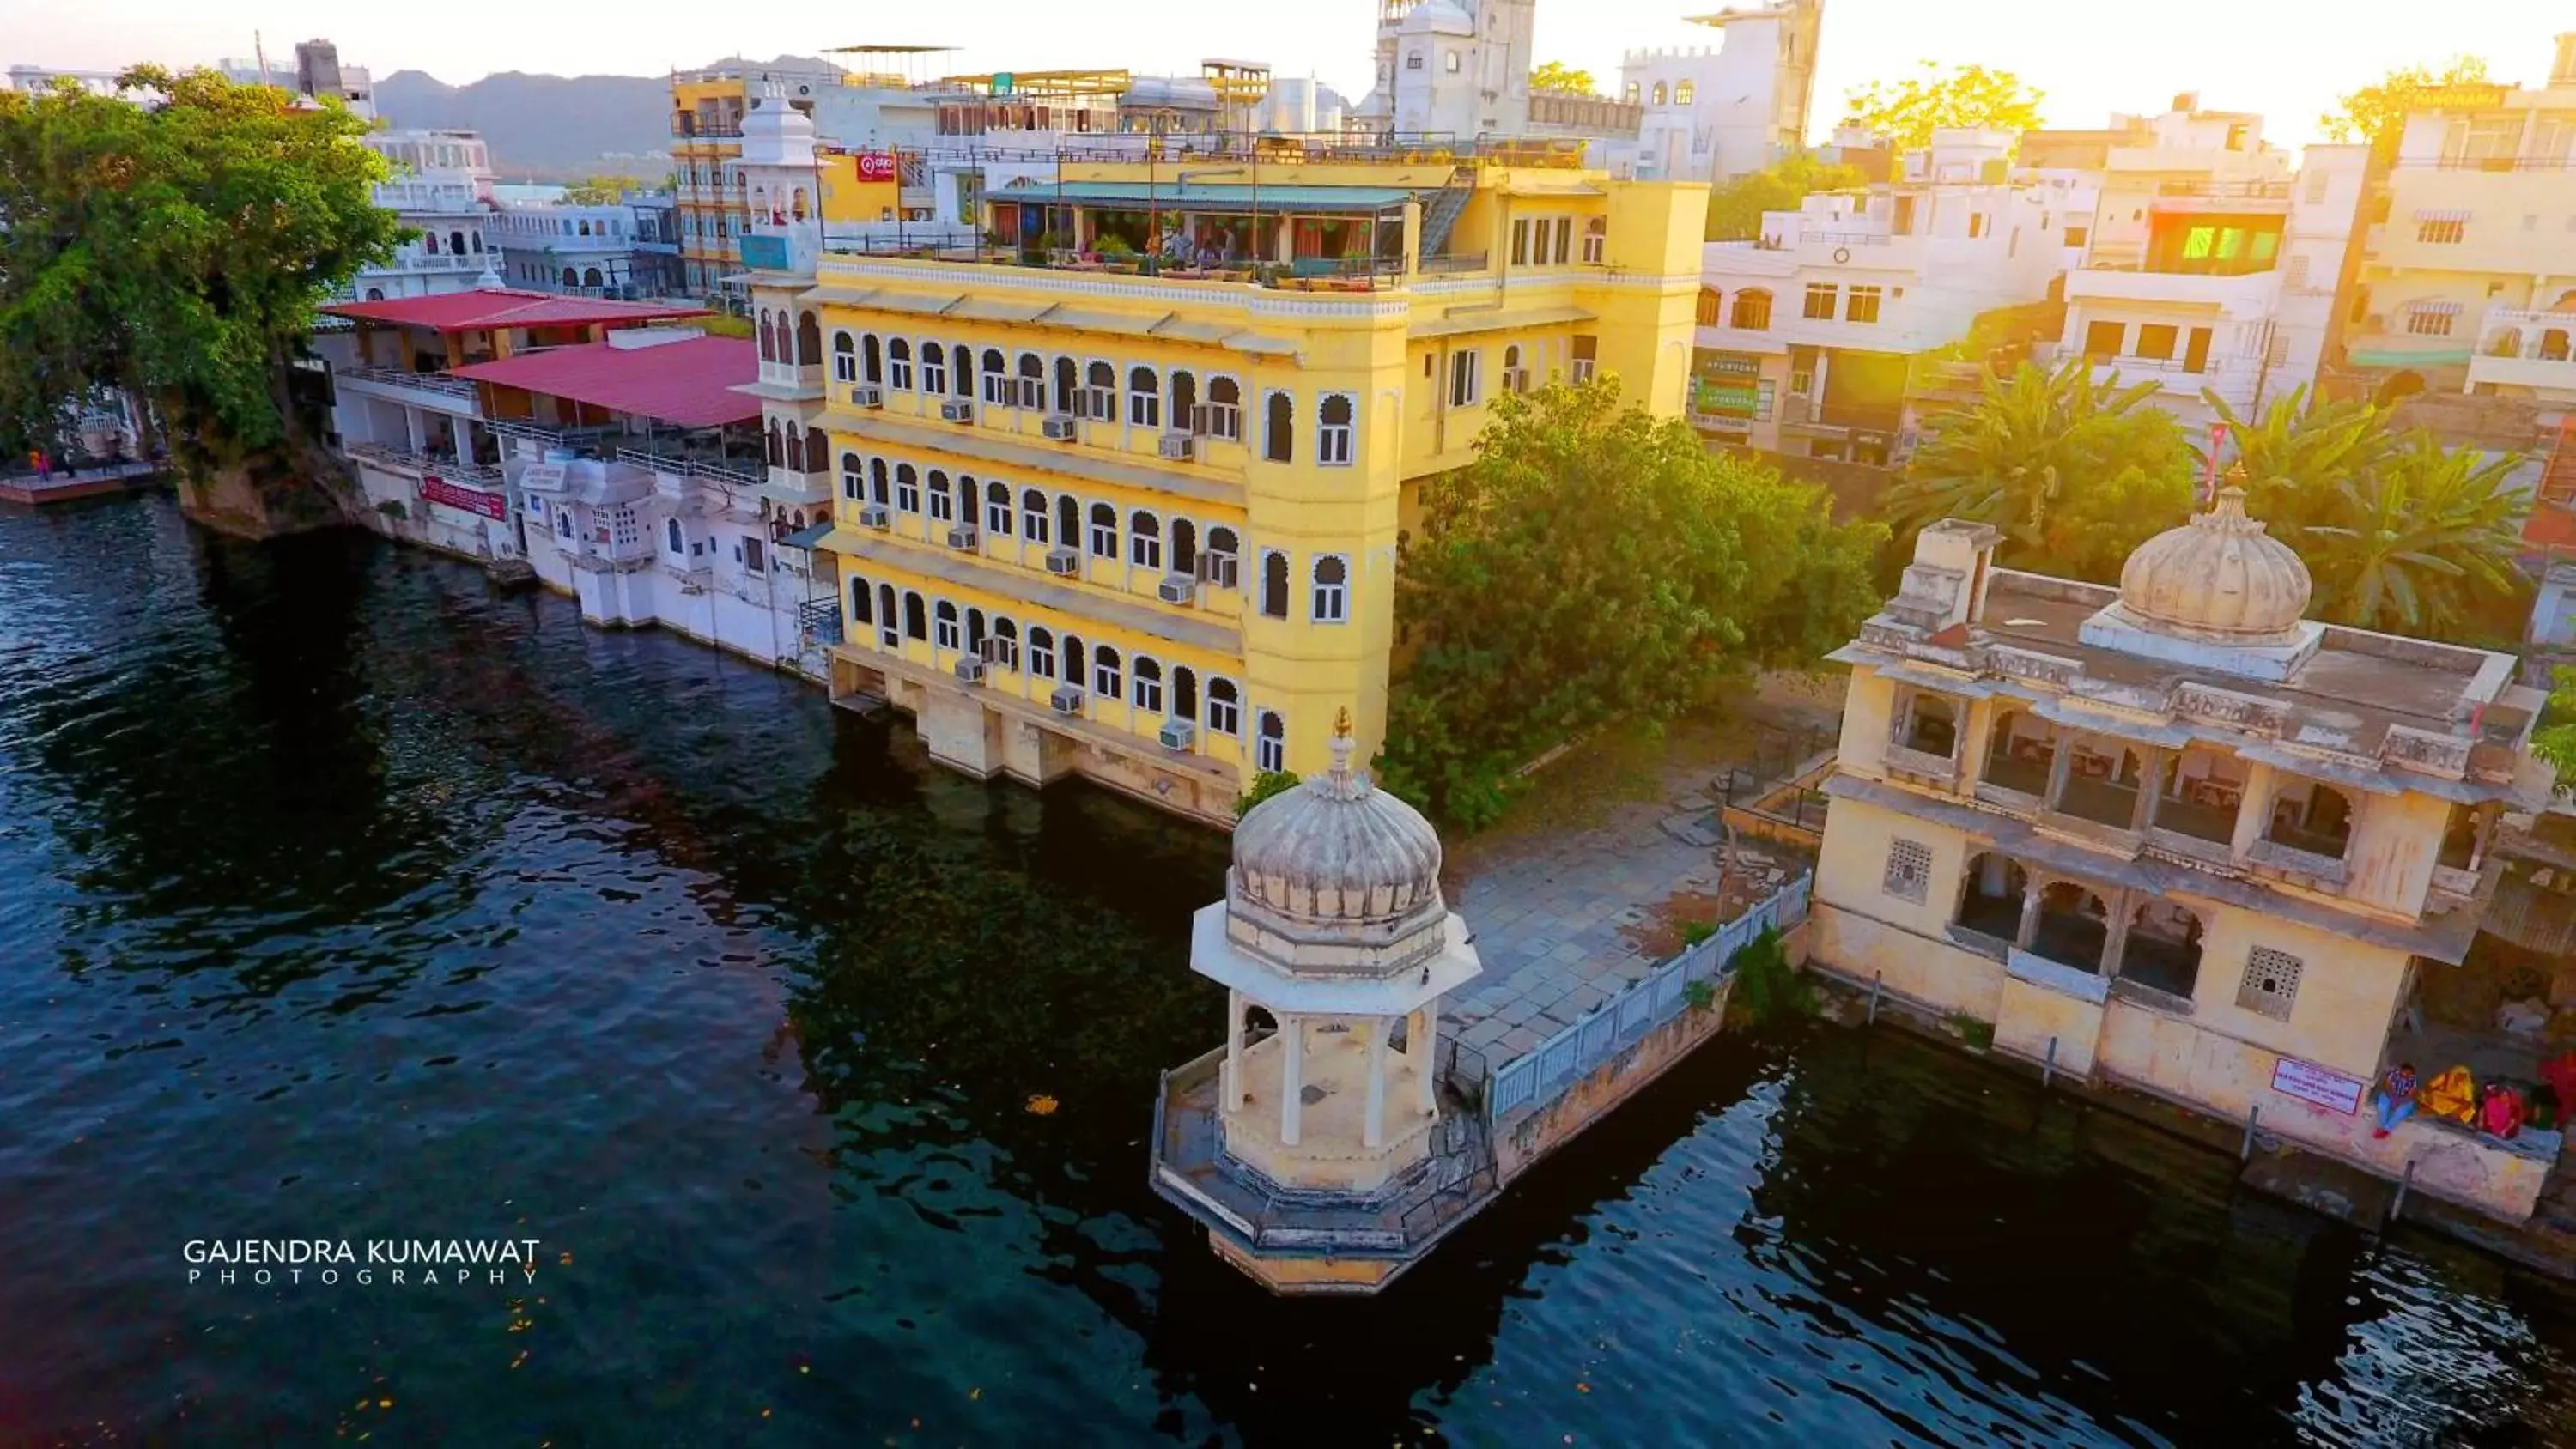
341, 366, 477, 399
1484, 873, 1811, 1120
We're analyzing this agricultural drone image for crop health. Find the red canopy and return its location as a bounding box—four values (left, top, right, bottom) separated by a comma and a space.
450, 336, 759, 428
321, 288, 708, 333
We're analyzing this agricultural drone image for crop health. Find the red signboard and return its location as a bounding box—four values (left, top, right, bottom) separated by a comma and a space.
420, 475, 507, 521
854, 151, 898, 184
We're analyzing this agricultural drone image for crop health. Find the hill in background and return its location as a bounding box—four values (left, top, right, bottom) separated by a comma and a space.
372, 58, 837, 182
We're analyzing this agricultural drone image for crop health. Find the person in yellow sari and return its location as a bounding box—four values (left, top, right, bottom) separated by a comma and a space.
2418, 1064, 2478, 1125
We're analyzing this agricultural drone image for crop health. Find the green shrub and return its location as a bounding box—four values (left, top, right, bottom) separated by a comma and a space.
1684, 979, 1718, 1014
374, 498, 407, 521
1947, 1012, 1996, 1051
1726, 927, 1811, 1026
1233, 769, 1302, 819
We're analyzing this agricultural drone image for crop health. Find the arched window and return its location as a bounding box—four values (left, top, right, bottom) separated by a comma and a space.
1057, 494, 1080, 549
1084, 360, 1116, 421
952, 474, 975, 527
1017, 352, 1044, 409
965, 607, 987, 654
666, 518, 685, 554
1206, 676, 1242, 736
903, 591, 928, 640
1088, 502, 1118, 559
986, 481, 1012, 536
1092, 645, 1122, 700
841, 451, 864, 500
981, 348, 1010, 405
1731, 288, 1772, 330
1502, 343, 1526, 393
833, 331, 857, 384
1129, 510, 1163, 569
2266, 779, 2356, 859
1649, 82, 1668, 106
1173, 666, 1199, 724
993, 615, 1018, 668
878, 584, 899, 647
2032, 882, 2110, 973
870, 458, 890, 506
1170, 517, 1198, 575
796, 312, 821, 367
1133, 656, 1164, 712
1022, 488, 1050, 543
1317, 393, 1355, 466
451, 229, 467, 256
791, 185, 809, 221
1953, 853, 2026, 944
1697, 288, 1722, 326
1054, 355, 1078, 415
562, 265, 580, 288
951, 344, 973, 397
849, 576, 873, 624
888, 338, 914, 391
556, 510, 572, 538
583, 266, 605, 288
1263, 391, 1294, 464
1902, 692, 1959, 756
1128, 365, 1162, 428
1260, 549, 1290, 618
863, 333, 884, 385
1060, 634, 1085, 691
1256, 711, 1285, 773
1311, 555, 1349, 623
2123, 900, 2203, 1000
1675, 80, 1696, 105
895, 464, 921, 512
932, 600, 962, 651
1170, 369, 1199, 431
1028, 626, 1057, 680
1206, 376, 1243, 440
921, 341, 947, 394
758, 313, 777, 363
765, 420, 785, 468
927, 470, 954, 522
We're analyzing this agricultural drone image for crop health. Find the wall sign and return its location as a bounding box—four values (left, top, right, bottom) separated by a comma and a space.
854, 151, 898, 184
2270, 1056, 2365, 1114
420, 475, 507, 521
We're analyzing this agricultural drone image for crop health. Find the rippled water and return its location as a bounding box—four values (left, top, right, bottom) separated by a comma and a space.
8, 494, 2576, 1446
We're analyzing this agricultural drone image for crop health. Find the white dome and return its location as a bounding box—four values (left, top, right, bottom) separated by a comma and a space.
1402, 0, 1477, 37
740, 85, 817, 167
1230, 717, 1443, 931
2117, 484, 2312, 645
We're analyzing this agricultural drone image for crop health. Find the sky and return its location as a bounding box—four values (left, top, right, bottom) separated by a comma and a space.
3, 0, 2565, 149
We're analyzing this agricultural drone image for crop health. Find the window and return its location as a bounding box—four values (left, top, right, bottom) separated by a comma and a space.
1205, 377, 1242, 440
1448, 349, 1482, 408
1128, 366, 1161, 427
934, 601, 961, 651
849, 577, 872, 625
1129, 511, 1163, 569
895, 464, 920, 513
927, 471, 954, 523
869, 458, 890, 506
2063, 223, 2089, 249
743, 535, 766, 575
1650, 82, 1667, 106
1675, 80, 1696, 105
1845, 285, 1883, 324
1089, 502, 1118, 559
1263, 391, 1295, 464
1696, 288, 1722, 326
1207, 677, 1242, 736
2136, 324, 2179, 362
981, 349, 1010, 404
832, 332, 858, 383
1029, 627, 1056, 680
1318, 394, 1355, 465
987, 482, 1012, 536
1260, 549, 1290, 619
1582, 216, 1606, 264
902, 591, 927, 640
888, 338, 914, 391
1511, 217, 1531, 266
2405, 305, 2457, 337
1803, 282, 1838, 320
1082, 361, 1116, 421
841, 452, 864, 501
1407, 50, 1424, 71
1882, 839, 1932, 905
666, 518, 685, 554
1133, 657, 1164, 713
2237, 947, 2302, 1022
1170, 370, 1198, 431
2304, 169, 2331, 205
921, 343, 946, 395
1311, 555, 1349, 623
1255, 712, 1286, 773
1092, 646, 1121, 700
2083, 319, 2124, 359
1445, 50, 1461, 74
1022, 488, 1049, 544
1554, 221, 1571, 266
1571, 335, 1596, 384
2416, 217, 2465, 245
1967, 213, 1988, 239
1623, 81, 1640, 105
1730, 289, 1771, 330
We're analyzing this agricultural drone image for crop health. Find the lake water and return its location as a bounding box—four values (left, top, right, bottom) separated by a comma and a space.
7, 495, 2576, 1446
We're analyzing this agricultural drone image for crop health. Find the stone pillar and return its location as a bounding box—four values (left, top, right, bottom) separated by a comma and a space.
1416, 1008, 1439, 1116
2015, 876, 2043, 949
2232, 762, 2275, 859
1222, 989, 1244, 1112
404, 406, 428, 456
2044, 731, 2076, 813
1363, 1017, 1388, 1149
1279, 1014, 1303, 1147
2099, 887, 2133, 976
2131, 750, 2165, 834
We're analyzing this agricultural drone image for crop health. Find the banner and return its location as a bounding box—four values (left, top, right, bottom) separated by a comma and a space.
420, 475, 507, 521
854, 151, 898, 184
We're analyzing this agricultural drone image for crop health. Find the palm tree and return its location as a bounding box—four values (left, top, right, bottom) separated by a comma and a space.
1890, 358, 2193, 581
2303, 433, 2529, 634
2199, 386, 2392, 536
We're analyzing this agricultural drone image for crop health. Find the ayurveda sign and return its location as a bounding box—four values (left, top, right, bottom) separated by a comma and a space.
2270, 1056, 2365, 1114
420, 476, 507, 521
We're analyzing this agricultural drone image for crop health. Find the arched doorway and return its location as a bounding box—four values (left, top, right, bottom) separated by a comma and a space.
2265, 778, 2355, 859
2121, 900, 2203, 999
1954, 852, 2026, 944
2030, 882, 2108, 973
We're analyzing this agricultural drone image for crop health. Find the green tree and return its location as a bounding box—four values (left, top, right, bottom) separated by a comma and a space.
2303, 433, 2527, 634
1377, 378, 1885, 828
1886, 359, 2196, 583
1529, 62, 1598, 98
2320, 56, 2491, 145
1704, 153, 1868, 241
0, 68, 399, 506
2198, 385, 2393, 537
2535, 670, 2576, 791
1841, 62, 2044, 153
562, 173, 639, 205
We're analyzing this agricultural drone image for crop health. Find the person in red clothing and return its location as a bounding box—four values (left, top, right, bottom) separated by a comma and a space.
2479, 1082, 2526, 1142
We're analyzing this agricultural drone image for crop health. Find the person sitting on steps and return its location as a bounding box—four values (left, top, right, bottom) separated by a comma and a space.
2372, 1062, 2419, 1139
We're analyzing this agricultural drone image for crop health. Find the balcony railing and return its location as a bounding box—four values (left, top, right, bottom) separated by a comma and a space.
2396, 154, 2576, 172
823, 234, 1412, 291
615, 447, 762, 488
347, 443, 501, 482
2154, 179, 2293, 199
340, 366, 478, 401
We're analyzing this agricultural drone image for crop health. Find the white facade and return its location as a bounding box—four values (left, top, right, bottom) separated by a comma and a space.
494, 201, 655, 296
352, 130, 501, 302
2050, 100, 2360, 433
1371, 0, 1538, 138
1622, 0, 1823, 183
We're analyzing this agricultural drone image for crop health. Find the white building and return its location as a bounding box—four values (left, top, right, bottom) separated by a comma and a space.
351, 130, 501, 302
1692, 129, 2066, 461
493, 198, 662, 297
1361, 0, 1538, 139
1622, 1, 1824, 183
2047, 99, 2363, 434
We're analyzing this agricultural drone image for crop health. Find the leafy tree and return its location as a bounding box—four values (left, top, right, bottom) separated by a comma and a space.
1377, 378, 1885, 829
0, 68, 399, 510
1705, 153, 1868, 241
1233, 769, 1302, 818
2535, 670, 2576, 791
1887, 359, 2196, 583
1841, 62, 2044, 153
2320, 56, 2491, 145
1529, 62, 1598, 98
2303, 433, 2526, 634
562, 173, 638, 205
2198, 386, 2393, 537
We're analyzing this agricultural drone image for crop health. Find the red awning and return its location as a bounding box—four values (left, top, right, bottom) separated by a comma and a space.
320, 288, 708, 333
448, 336, 760, 428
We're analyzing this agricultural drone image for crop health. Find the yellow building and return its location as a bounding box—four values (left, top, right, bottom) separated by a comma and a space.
2344, 33, 2576, 407
1808, 490, 2559, 1222
669, 68, 749, 299
770, 139, 1703, 822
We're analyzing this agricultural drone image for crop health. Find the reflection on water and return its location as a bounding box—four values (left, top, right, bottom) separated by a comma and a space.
5, 495, 2576, 1446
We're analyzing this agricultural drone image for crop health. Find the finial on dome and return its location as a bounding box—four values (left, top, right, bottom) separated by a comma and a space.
1334, 706, 1352, 739
1328, 706, 1357, 782
2222, 459, 2251, 488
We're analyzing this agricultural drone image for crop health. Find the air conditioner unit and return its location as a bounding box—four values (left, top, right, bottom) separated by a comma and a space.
1193, 553, 1241, 590
954, 657, 987, 684
1014, 377, 1045, 409
946, 524, 979, 550
859, 503, 890, 530
1157, 432, 1196, 461
1049, 685, 1084, 716
1158, 718, 1198, 752
848, 384, 884, 409
1044, 546, 1082, 576
1042, 415, 1078, 441
940, 398, 975, 423
1157, 574, 1197, 605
